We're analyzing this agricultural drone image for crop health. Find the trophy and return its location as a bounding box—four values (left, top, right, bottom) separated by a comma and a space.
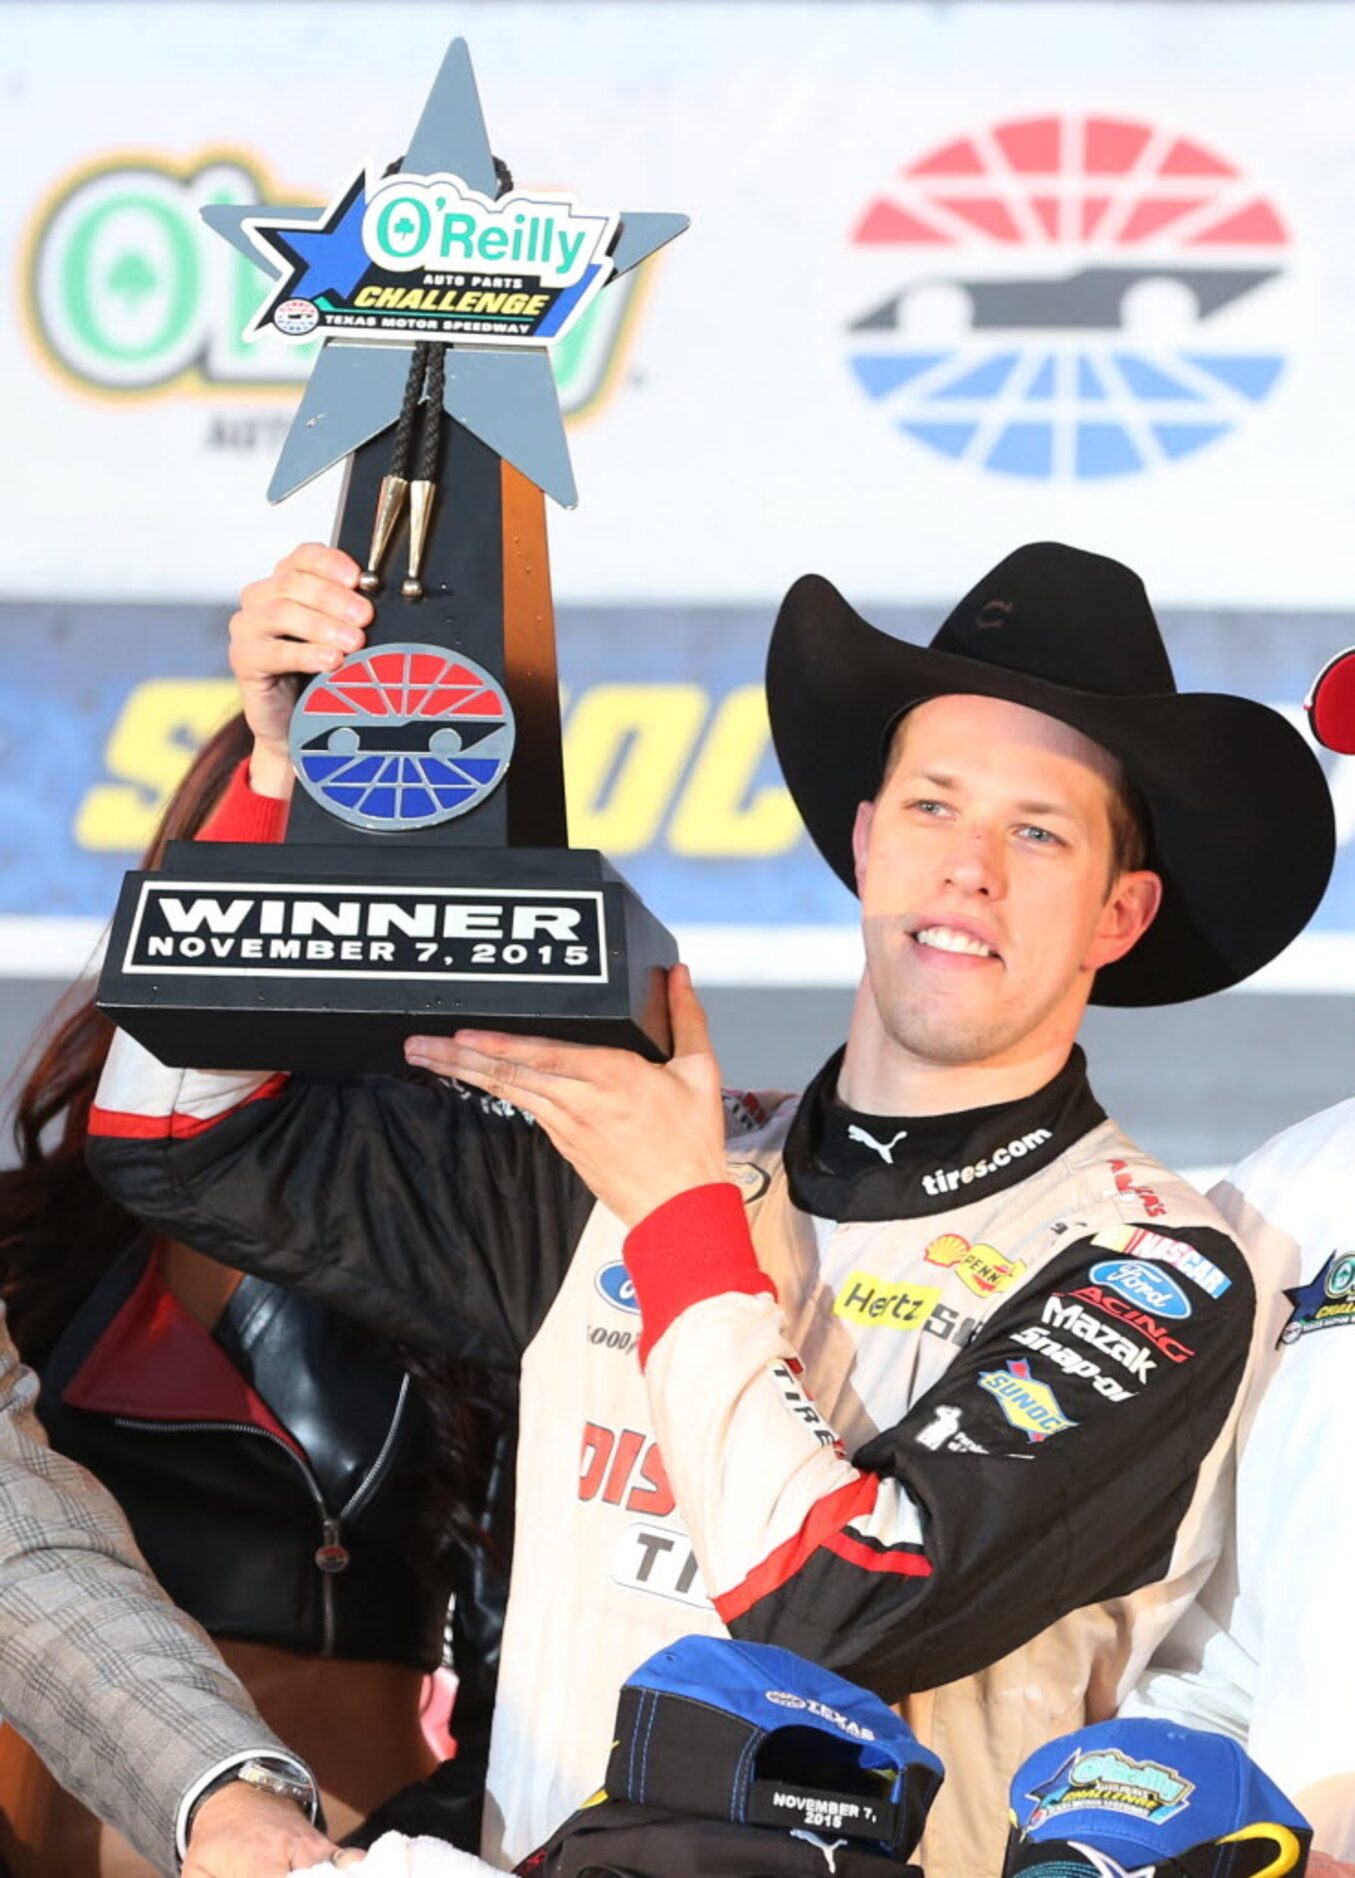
97, 40, 688, 1071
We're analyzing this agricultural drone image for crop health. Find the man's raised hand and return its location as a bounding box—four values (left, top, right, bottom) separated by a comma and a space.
404, 964, 730, 1227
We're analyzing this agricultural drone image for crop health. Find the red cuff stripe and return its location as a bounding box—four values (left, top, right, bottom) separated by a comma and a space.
197, 759, 289, 844
713, 1472, 880, 1625
825, 1527, 932, 1580
625, 1182, 776, 1366
89, 1073, 290, 1142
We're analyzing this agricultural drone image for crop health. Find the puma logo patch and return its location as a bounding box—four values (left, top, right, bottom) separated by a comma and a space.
847, 1124, 908, 1165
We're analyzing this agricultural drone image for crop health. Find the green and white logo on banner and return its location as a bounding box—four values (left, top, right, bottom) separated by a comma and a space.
28, 155, 642, 415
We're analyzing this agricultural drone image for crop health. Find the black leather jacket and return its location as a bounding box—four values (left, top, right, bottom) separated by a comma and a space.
40, 1239, 448, 1665
39, 1237, 516, 1853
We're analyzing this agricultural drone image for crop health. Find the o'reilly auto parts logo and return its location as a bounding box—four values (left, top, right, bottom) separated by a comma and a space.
244, 168, 615, 349
845, 114, 1291, 480
26, 153, 645, 415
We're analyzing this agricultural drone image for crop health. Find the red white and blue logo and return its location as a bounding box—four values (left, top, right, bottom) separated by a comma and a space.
845, 114, 1290, 480
289, 644, 515, 831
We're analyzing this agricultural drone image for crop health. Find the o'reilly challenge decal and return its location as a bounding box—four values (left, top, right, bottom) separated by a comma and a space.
27, 154, 644, 413
244, 169, 618, 347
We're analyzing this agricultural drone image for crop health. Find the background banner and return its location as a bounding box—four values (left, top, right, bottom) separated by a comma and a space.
2, 599, 1350, 983
7, 2, 1355, 605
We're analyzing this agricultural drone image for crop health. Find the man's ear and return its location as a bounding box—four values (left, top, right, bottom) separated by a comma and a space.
1085, 869, 1164, 971
851, 799, 875, 896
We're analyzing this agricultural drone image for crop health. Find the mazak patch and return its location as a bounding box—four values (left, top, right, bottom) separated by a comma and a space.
1280, 1251, 1355, 1344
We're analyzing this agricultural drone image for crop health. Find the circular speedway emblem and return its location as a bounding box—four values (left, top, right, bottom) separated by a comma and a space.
290, 644, 515, 831
274, 297, 320, 336
845, 113, 1291, 481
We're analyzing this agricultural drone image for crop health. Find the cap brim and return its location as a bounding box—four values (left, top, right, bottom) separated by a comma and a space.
1008, 1831, 1192, 1878
768, 575, 1335, 1007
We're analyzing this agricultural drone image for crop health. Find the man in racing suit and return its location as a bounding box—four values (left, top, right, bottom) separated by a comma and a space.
88, 541, 1333, 1877
1129, 646, 1355, 1871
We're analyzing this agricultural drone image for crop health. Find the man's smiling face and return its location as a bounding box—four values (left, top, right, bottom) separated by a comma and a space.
851, 693, 1161, 1071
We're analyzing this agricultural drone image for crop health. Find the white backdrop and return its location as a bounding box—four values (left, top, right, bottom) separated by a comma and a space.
5, 1, 1355, 608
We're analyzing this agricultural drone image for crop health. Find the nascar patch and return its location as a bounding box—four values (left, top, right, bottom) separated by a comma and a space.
1091, 1224, 1232, 1299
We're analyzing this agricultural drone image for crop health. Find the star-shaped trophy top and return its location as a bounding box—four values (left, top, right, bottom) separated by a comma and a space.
204, 38, 687, 509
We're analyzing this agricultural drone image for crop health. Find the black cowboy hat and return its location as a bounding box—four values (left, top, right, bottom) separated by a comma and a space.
766, 542, 1334, 1006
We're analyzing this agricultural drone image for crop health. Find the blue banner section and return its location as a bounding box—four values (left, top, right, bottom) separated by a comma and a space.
0, 598, 1351, 934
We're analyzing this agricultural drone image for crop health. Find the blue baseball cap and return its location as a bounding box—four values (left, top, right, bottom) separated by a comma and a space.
604, 1636, 944, 1863
1004, 1719, 1311, 1878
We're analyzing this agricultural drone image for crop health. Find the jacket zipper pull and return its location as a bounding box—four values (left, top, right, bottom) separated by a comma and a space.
314, 1518, 350, 1575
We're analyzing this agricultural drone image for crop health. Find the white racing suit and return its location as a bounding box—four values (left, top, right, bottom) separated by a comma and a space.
1132, 1097, 1355, 1857
89, 1016, 1256, 1878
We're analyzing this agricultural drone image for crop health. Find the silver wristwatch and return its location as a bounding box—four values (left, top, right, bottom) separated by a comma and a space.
227, 1759, 317, 1807
186, 1756, 319, 1837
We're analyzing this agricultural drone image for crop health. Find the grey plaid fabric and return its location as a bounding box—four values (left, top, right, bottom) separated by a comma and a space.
0, 1300, 296, 1874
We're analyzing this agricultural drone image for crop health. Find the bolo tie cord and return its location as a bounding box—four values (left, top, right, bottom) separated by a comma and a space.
357, 158, 507, 601
358, 341, 445, 600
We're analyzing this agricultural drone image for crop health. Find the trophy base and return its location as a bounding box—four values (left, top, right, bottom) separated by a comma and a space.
97, 842, 677, 1072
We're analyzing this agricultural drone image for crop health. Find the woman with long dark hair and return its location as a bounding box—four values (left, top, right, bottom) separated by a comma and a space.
0, 714, 510, 1876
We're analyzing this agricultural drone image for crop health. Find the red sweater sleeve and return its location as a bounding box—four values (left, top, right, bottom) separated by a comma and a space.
197, 759, 288, 844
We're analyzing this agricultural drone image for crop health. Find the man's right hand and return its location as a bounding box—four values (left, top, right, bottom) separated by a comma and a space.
229, 544, 374, 798
182, 1779, 357, 1874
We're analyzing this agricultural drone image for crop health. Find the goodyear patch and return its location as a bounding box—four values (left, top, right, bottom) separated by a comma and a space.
978, 1359, 1076, 1443
923, 1231, 1027, 1298
834, 1272, 941, 1331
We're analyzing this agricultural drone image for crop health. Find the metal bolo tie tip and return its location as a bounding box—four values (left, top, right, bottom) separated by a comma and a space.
360, 341, 442, 596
